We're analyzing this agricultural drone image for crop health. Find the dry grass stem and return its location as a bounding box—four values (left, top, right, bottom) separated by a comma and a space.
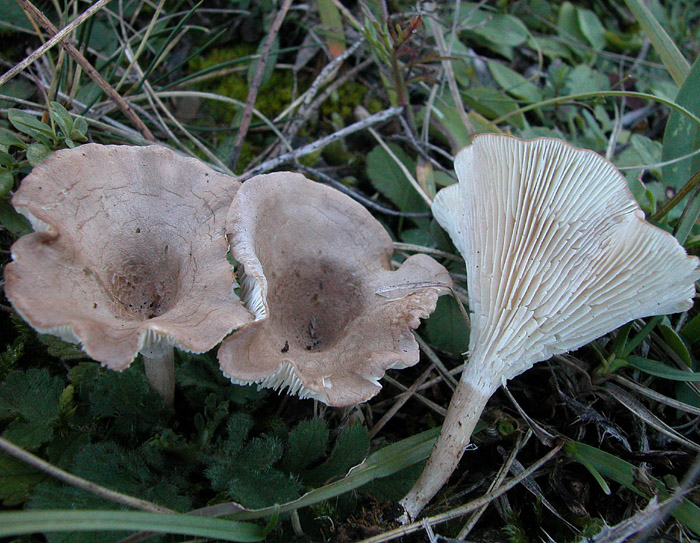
365, 121, 433, 207
501, 381, 558, 445
650, 169, 700, 221
228, 0, 294, 170
393, 242, 463, 261
396, 114, 450, 173
506, 455, 577, 531
1, 0, 111, 87
413, 332, 458, 388
275, 38, 364, 123
618, 146, 700, 172
136, 90, 291, 151
0, 436, 176, 514
382, 374, 447, 417
142, 83, 232, 172
259, 57, 373, 167
368, 365, 434, 438
417, 366, 464, 392
14, 0, 155, 140
241, 106, 403, 179
356, 442, 565, 543
114, 0, 166, 92
329, 0, 362, 30
604, 383, 700, 452
426, 4, 474, 138
457, 430, 528, 539
612, 375, 700, 416
295, 164, 431, 218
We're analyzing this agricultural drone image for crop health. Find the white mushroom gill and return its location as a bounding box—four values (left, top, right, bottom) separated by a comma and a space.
399, 134, 700, 522
4, 144, 253, 406
218, 172, 453, 407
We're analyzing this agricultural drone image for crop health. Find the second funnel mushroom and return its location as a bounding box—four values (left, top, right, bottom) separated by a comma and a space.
399, 134, 700, 522
218, 172, 452, 407
4, 144, 253, 406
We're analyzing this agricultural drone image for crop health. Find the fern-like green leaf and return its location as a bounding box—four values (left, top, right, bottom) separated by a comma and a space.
283, 418, 329, 474
68, 363, 165, 436
205, 413, 302, 508
238, 436, 284, 472
0, 452, 46, 506
227, 470, 301, 509
303, 424, 369, 486
0, 368, 63, 425
223, 413, 254, 456
3, 420, 53, 451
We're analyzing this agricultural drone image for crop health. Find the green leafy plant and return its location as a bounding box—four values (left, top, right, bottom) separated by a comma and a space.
2, 0, 700, 541
0, 102, 88, 235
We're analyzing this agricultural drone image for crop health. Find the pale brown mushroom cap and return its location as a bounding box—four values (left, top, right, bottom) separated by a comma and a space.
5, 144, 253, 369
217, 172, 452, 406
432, 134, 700, 391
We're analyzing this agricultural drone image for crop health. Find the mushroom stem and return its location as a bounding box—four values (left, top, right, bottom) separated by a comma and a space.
142, 347, 175, 407
398, 355, 497, 523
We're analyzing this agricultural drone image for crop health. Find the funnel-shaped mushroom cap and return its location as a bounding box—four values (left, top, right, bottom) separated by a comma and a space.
218, 172, 452, 406
5, 144, 253, 369
433, 134, 699, 391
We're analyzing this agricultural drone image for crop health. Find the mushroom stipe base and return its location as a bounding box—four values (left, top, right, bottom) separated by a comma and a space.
398, 358, 495, 524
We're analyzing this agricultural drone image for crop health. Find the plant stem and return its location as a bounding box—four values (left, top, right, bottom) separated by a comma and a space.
142, 346, 175, 407
359, 443, 564, 543
227, 0, 294, 170
0, 437, 175, 514
239, 106, 404, 179
1, 0, 110, 87
14, 0, 155, 140
398, 357, 497, 523
649, 169, 700, 222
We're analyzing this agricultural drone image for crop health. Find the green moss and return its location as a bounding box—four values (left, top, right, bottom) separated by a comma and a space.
234, 140, 258, 175
188, 46, 293, 123
320, 81, 380, 120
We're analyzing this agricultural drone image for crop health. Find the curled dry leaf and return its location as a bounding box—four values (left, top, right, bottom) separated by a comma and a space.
5, 144, 253, 404
217, 172, 452, 407
399, 134, 700, 522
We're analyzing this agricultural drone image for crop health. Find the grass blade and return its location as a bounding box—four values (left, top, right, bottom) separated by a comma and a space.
623, 0, 690, 86
662, 59, 700, 202
626, 355, 700, 381
318, 0, 346, 58
195, 427, 440, 520
566, 442, 700, 536
0, 510, 265, 541
621, 316, 663, 358
673, 177, 700, 245
232, 426, 440, 519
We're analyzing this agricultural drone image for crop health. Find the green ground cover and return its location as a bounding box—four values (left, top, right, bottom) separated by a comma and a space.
1, 1, 700, 541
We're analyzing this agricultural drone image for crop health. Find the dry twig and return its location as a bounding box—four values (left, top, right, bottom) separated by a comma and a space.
356, 442, 565, 543
11, 0, 154, 140
0, 436, 175, 514
228, 0, 294, 170
240, 106, 404, 179
369, 365, 435, 438
1, 0, 110, 87
295, 164, 431, 218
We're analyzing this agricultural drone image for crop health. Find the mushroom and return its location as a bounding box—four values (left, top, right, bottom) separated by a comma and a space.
4, 144, 253, 406
217, 172, 452, 407
399, 134, 700, 521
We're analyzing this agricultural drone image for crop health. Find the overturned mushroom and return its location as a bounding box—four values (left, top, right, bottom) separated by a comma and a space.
399, 134, 700, 521
217, 172, 452, 407
4, 144, 253, 405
